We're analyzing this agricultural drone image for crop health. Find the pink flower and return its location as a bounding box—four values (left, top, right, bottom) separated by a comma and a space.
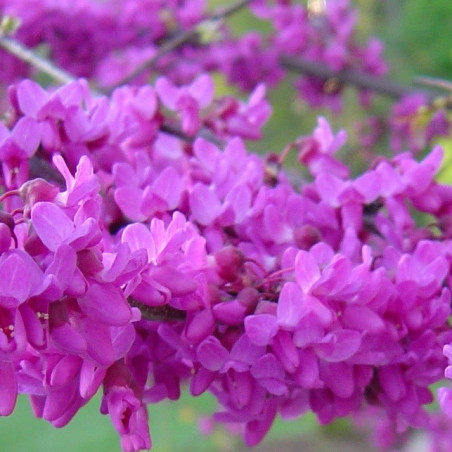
102, 363, 151, 452
156, 74, 214, 136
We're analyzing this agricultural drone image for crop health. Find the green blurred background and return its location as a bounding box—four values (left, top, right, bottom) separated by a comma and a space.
2, 0, 452, 451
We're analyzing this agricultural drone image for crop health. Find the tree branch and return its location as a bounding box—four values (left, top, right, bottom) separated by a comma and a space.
0, 36, 76, 85
279, 55, 443, 103
108, 0, 253, 91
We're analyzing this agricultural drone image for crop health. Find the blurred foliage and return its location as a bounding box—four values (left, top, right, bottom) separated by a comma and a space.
356, 0, 452, 80
399, 0, 452, 78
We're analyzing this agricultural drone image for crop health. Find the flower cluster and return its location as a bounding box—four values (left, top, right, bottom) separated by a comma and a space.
0, 72, 452, 452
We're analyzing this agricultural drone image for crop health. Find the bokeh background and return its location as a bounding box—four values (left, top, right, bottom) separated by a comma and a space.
1, 0, 452, 451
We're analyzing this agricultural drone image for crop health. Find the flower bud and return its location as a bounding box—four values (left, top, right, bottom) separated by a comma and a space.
237, 287, 259, 311
19, 178, 59, 207
294, 224, 321, 250
214, 246, 244, 282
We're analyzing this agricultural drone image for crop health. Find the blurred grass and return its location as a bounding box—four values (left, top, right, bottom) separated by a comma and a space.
1, 391, 318, 452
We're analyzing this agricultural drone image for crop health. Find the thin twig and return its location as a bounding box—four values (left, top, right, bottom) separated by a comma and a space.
108, 0, 253, 91
0, 36, 76, 84
160, 122, 225, 147
280, 55, 439, 102
414, 75, 452, 93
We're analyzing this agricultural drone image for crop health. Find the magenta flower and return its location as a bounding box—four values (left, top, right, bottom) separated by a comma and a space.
156, 74, 214, 136
0, 117, 41, 186
102, 385, 151, 452
0, 249, 48, 308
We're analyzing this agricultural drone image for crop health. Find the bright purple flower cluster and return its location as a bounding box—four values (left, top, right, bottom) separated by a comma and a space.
1, 73, 452, 451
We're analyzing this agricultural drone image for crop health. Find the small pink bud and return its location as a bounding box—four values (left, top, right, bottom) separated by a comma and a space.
294, 225, 321, 250
237, 287, 259, 310
19, 178, 59, 206
185, 310, 215, 344
215, 246, 244, 282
